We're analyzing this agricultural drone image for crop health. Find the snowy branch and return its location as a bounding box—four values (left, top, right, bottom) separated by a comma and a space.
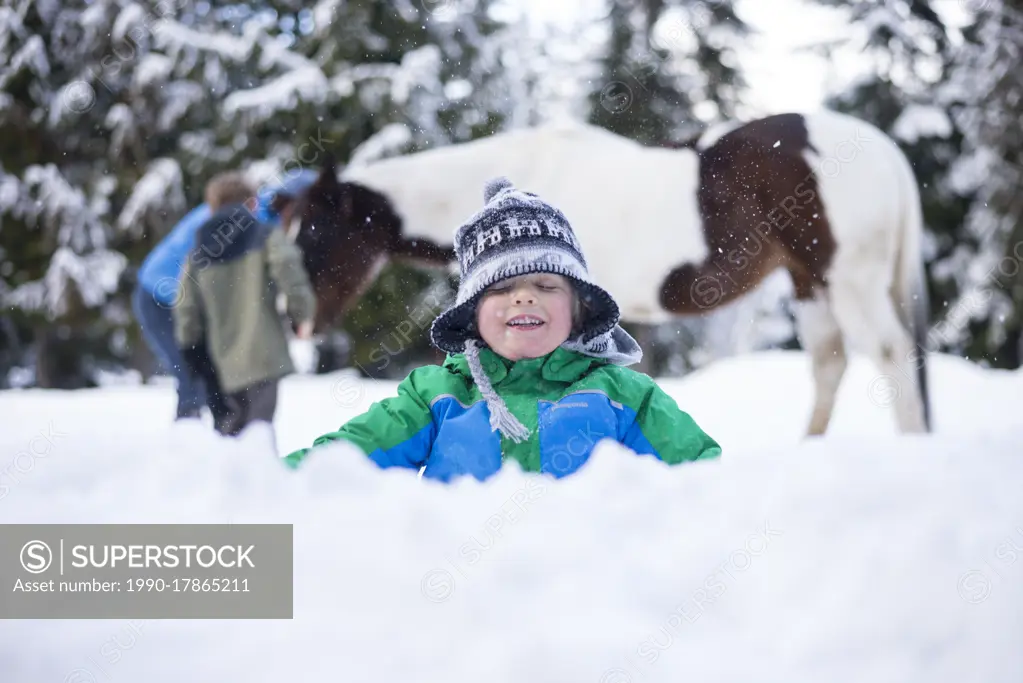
222, 66, 329, 123
892, 104, 953, 143
0, 34, 50, 91
116, 158, 185, 237
5, 247, 127, 319
346, 123, 414, 169
152, 17, 317, 72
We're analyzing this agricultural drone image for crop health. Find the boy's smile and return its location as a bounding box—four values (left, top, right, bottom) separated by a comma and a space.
506, 313, 545, 329
477, 273, 575, 360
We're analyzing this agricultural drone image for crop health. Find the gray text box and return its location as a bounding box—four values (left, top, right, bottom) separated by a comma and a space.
1, 524, 292, 618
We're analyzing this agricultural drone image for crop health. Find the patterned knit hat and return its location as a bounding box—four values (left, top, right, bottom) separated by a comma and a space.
429, 177, 642, 442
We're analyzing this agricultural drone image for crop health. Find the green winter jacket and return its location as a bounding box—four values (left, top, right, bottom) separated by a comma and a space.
173, 204, 316, 394
283, 345, 721, 482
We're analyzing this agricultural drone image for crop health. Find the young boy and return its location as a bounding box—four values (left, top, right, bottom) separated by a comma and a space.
283, 177, 720, 480
174, 172, 317, 441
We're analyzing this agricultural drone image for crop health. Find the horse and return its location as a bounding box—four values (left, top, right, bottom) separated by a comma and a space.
290, 110, 932, 436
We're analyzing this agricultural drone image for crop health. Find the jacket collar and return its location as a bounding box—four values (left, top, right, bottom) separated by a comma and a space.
444, 344, 609, 384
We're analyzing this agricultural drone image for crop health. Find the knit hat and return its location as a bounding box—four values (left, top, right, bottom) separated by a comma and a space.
429, 177, 642, 443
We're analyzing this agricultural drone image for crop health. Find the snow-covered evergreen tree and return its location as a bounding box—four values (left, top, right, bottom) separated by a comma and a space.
939, 0, 1023, 366
807, 0, 965, 363
812, 0, 1023, 368
586, 0, 750, 145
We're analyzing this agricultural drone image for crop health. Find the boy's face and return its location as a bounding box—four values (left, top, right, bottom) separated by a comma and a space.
476, 273, 575, 360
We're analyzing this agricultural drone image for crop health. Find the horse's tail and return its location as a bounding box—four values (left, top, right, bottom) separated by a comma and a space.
891, 142, 932, 431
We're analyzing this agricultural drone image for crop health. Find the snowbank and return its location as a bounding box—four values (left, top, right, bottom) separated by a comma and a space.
0, 351, 1021, 682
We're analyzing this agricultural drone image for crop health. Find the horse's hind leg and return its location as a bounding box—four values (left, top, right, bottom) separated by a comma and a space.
829, 276, 927, 433
794, 289, 849, 436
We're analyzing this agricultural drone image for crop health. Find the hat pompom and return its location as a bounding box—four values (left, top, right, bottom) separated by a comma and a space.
483, 176, 513, 203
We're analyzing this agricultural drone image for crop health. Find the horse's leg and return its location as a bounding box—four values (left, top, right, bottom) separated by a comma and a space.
794, 289, 848, 436
829, 276, 927, 433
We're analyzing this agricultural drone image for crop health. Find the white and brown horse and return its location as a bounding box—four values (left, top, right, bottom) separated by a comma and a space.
290, 110, 932, 435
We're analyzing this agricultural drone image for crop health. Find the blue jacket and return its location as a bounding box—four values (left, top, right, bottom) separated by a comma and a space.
283, 346, 722, 482
136, 170, 318, 305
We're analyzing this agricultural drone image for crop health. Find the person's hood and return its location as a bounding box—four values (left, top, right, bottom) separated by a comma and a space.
192, 203, 272, 264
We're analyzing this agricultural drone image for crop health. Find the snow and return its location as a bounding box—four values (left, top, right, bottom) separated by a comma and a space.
152, 20, 253, 63
334, 62, 399, 96
251, 28, 318, 73
154, 16, 317, 75
892, 104, 954, 143
89, 175, 118, 219
311, 0, 342, 37
222, 66, 329, 123
1, 350, 1021, 682
156, 81, 204, 131
2, 34, 49, 111
445, 77, 474, 101
945, 147, 996, 197
346, 123, 414, 169
105, 103, 136, 154
5, 247, 127, 318
0, 170, 19, 212
6, 34, 50, 80
860, 4, 917, 47
16, 164, 106, 253
112, 3, 147, 45
0, 8, 24, 57
393, 0, 421, 23
133, 53, 174, 90
392, 45, 443, 105
116, 158, 185, 236
178, 131, 217, 160
29, 0, 60, 24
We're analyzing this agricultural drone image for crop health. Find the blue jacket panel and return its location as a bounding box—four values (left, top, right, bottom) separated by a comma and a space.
371, 391, 660, 483
137, 203, 211, 303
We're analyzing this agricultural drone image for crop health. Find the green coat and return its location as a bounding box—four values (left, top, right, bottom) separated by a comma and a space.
284, 345, 721, 482
173, 206, 316, 394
